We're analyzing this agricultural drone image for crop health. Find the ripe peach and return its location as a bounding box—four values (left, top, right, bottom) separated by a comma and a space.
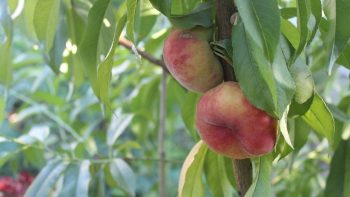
195, 82, 277, 159
163, 27, 223, 93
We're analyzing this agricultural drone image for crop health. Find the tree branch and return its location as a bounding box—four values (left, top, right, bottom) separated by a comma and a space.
158, 70, 168, 197
215, 0, 252, 196
118, 38, 168, 72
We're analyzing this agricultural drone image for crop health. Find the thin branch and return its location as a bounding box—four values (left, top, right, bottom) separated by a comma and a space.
158, 69, 168, 197
118, 38, 168, 72
215, 0, 253, 196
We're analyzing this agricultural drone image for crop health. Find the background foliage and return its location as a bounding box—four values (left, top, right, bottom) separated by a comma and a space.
0, 0, 350, 196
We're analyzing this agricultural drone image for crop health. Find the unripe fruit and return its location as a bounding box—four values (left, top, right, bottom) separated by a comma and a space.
195, 82, 277, 159
163, 27, 223, 93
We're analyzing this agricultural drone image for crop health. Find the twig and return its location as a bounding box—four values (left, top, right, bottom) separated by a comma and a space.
158, 69, 168, 197
118, 38, 168, 72
215, 0, 253, 196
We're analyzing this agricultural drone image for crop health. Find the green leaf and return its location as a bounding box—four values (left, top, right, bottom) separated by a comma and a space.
301, 93, 335, 145
335, 0, 350, 56
47, 15, 68, 73
97, 12, 127, 106
126, 0, 137, 42
169, 1, 214, 29
289, 57, 314, 104
0, 0, 13, 86
134, 0, 158, 42
33, 0, 61, 52
293, 118, 310, 152
0, 140, 20, 167
178, 141, 208, 197
321, 0, 336, 70
280, 7, 297, 19
204, 150, 236, 197
25, 159, 67, 197
279, 106, 294, 149
76, 160, 91, 197
109, 159, 136, 196
291, 0, 321, 64
79, 0, 111, 95
107, 113, 133, 146
0, 95, 5, 125
281, 18, 299, 50
245, 154, 273, 197
180, 92, 200, 140
337, 43, 350, 69
325, 140, 350, 197
232, 20, 295, 118
235, 0, 280, 62
149, 0, 171, 16
58, 163, 80, 197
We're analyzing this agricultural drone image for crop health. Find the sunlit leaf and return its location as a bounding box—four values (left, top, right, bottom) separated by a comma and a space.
126, 0, 137, 42
79, 0, 111, 95
178, 141, 208, 197
76, 160, 91, 197
25, 159, 67, 197
279, 106, 294, 149
0, 0, 13, 86
33, 0, 61, 53
107, 113, 134, 146
109, 159, 136, 196
302, 93, 335, 145
97, 11, 127, 106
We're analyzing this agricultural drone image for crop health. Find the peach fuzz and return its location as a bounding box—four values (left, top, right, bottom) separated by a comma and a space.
195, 82, 277, 159
163, 27, 223, 93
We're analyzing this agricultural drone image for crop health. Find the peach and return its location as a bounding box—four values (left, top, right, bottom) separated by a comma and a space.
163, 27, 223, 93
195, 82, 277, 159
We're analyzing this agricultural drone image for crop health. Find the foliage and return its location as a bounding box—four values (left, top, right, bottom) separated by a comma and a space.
0, 0, 350, 196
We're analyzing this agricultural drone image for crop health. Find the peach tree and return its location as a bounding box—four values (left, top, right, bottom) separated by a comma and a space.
0, 0, 350, 196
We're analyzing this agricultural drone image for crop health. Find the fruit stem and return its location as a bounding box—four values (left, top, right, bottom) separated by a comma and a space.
215, 0, 253, 196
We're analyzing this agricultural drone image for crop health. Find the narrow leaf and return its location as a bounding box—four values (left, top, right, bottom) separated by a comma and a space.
235, 0, 280, 62
0, 0, 13, 86
204, 150, 236, 197
302, 93, 335, 145
76, 160, 91, 197
79, 0, 111, 95
58, 163, 80, 197
25, 159, 67, 197
107, 113, 133, 146
180, 92, 200, 140
325, 140, 350, 197
178, 141, 208, 197
33, 0, 61, 52
97, 13, 127, 106
245, 154, 273, 197
335, 0, 350, 55
289, 57, 314, 104
232, 20, 295, 118
279, 106, 294, 149
109, 159, 136, 196
126, 0, 137, 42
